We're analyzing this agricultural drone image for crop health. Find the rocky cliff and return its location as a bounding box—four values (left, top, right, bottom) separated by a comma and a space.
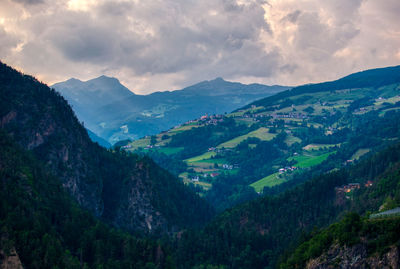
307, 242, 400, 269
0, 248, 24, 269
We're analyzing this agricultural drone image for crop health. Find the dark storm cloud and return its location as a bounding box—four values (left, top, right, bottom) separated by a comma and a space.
33, 0, 278, 80
1, 0, 400, 92
11, 0, 44, 5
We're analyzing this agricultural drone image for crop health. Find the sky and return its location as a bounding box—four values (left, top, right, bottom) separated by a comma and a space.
0, 0, 399, 94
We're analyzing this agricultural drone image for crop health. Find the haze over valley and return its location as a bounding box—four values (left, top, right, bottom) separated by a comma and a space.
52, 76, 289, 144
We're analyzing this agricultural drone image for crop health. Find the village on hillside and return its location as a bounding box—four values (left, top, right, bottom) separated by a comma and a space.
125, 87, 400, 195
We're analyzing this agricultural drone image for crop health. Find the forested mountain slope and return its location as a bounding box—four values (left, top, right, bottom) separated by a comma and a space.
0, 61, 213, 234
0, 131, 175, 268
173, 142, 400, 268
281, 159, 400, 268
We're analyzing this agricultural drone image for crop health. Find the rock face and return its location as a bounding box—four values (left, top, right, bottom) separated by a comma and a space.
307, 243, 400, 269
0, 248, 24, 269
0, 62, 212, 233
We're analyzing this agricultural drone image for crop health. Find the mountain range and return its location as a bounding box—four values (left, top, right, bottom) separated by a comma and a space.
1, 61, 400, 268
52, 76, 289, 144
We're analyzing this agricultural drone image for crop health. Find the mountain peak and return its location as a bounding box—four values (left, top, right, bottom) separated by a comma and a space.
66, 77, 82, 83
211, 77, 225, 82
89, 75, 121, 85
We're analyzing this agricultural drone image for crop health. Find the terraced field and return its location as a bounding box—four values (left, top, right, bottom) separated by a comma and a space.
351, 148, 370, 160
185, 151, 216, 162
288, 151, 336, 168
216, 127, 276, 148
250, 173, 289, 193
303, 144, 338, 151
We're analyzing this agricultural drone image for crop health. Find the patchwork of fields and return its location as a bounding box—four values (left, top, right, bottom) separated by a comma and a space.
125, 82, 400, 196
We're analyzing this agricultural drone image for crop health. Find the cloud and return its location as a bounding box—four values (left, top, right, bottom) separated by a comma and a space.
1, 0, 399, 93
0, 26, 20, 58
260, 0, 400, 86
11, 0, 44, 5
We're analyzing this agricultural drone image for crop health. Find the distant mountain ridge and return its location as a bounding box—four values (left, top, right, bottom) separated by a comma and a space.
245, 65, 400, 109
52, 76, 289, 144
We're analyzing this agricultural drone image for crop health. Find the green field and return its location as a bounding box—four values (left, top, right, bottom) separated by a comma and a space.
192, 158, 226, 164
285, 135, 302, 146
303, 144, 337, 151
216, 127, 276, 149
379, 107, 400, 116
351, 148, 370, 160
168, 124, 199, 134
374, 95, 400, 106
185, 151, 217, 163
288, 151, 336, 168
193, 181, 212, 190
250, 173, 289, 193
128, 137, 150, 150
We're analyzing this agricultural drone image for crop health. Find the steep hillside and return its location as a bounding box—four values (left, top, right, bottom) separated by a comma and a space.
281, 214, 400, 269
281, 158, 400, 268
87, 129, 111, 148
0, 131, 174, 268
127, 65, 400, 210
173, 142, 400, 269
0, 61, 213, 234
53, 76, 289, 143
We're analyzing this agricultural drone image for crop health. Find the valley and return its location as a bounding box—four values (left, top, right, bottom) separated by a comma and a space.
127, 66, 400, 210
1, 62, 400, 269
53, 77, 289, 144
2, 1, 400, 268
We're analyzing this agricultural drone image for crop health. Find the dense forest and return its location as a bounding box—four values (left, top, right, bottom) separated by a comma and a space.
281, 213, 400, 268
172, 142, 400, 268
0, 131, 175, 268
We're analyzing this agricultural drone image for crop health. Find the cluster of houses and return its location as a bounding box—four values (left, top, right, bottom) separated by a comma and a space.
207, 147, 231, 153
222, 164, 233, 170
222, 163, 239, 170
144, 144, 160, 150
171, 114, 224, 130
199, 114, 224, 125
191, 176, 200, 182
364, 180, 373, 187
191, 172, 221, 182
278, 166, 298, 174
335, 183, 361, 196
270, 112, 308, 120
121, 145, 132, 149
354, 107, 368, 113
